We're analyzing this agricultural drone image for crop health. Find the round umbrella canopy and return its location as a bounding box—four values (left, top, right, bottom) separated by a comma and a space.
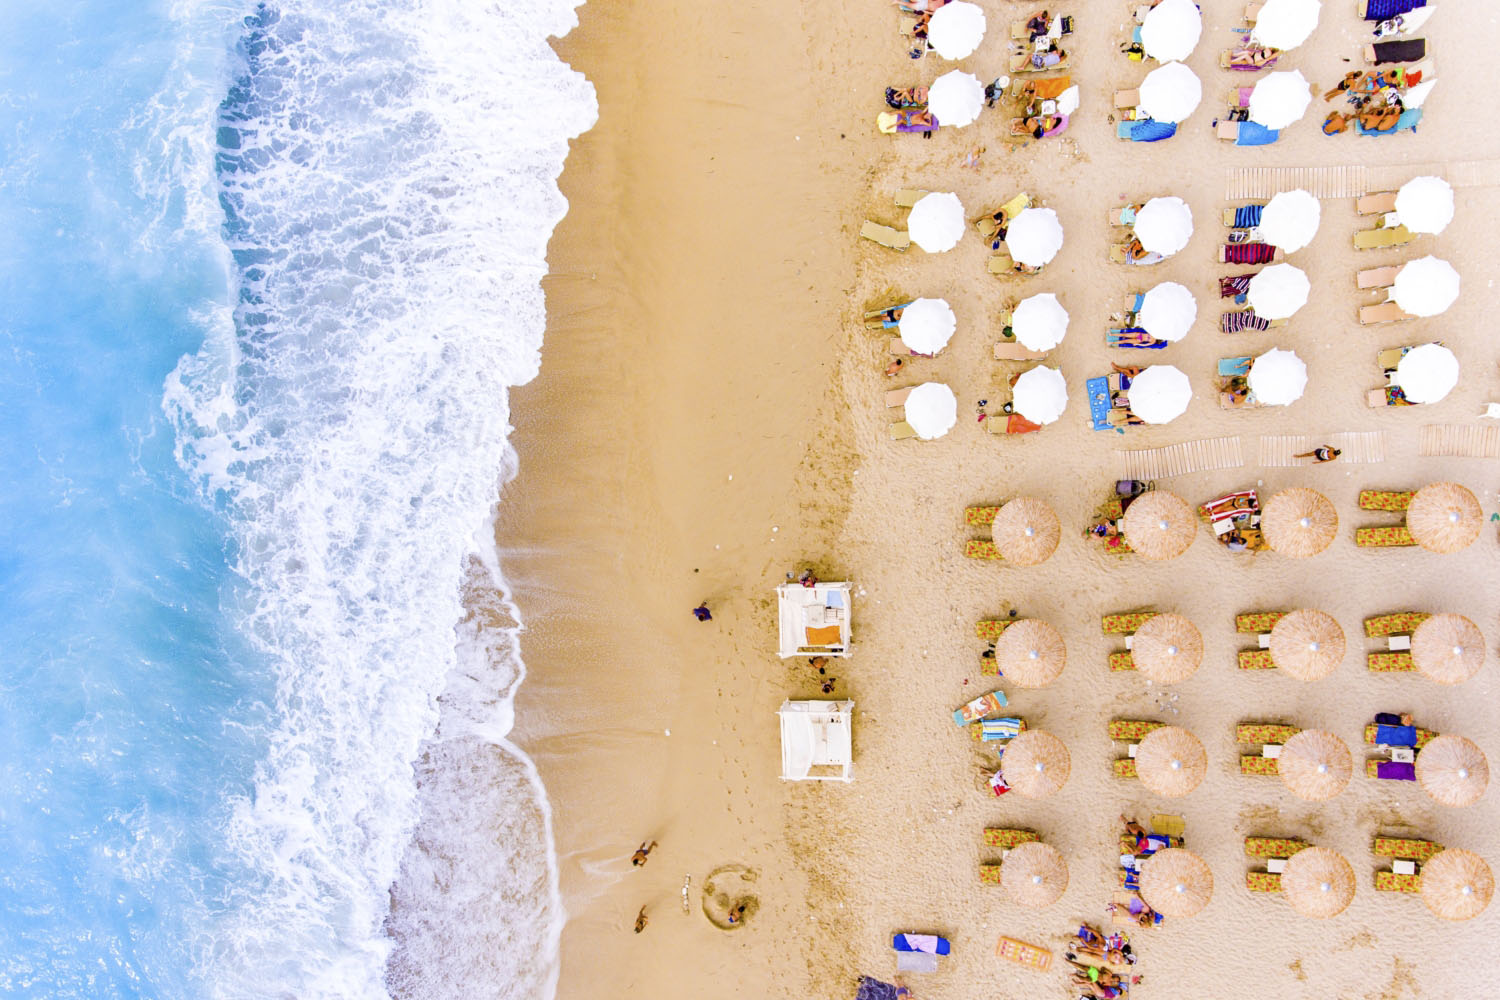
1139, 62, 1202, 123
1395, 343, 1459, 404
1011, 366, 1069, 426
1395, 175, 1454, 235
1411, 614, 1485, 685
1246, 263, 1310, 320
896, 297, 956, 354
928, 0, 986, 60
1248, 348, 1307, 406
1261, 488, 1337, 558
999, 729, 1070, 796
1268, 610, 1344, 681
1421, 850, 1495, 920
1281, 847, 1355, 919
1278, 730, 1352, 801
1121, 490, 1196, 560
908, 192, 965, 253
928, 69, 984, 128
991, 497, 1061, 566
1259, 189, 1321, 252
1012, 292, 1070, 351
1127, 364, 1192, 424
1001, 841, 1068, 907
1408, 482, 1482, 554
905, 382, 958, 440
1006, 207, 1064, 267
1135, 726, 1207, 797
1134, 197, 1193, 256
1139, 849, 1213, 917
1138, 281, 1196, 342
1132, 614, 1203, 685
1251, 0, 1322, 51
1392, 256, 1460, 318
1249, 70, 1312, 129
1418, 735, 1490, 807
1140, 0, 1203, 61
994, 620, 1067, 688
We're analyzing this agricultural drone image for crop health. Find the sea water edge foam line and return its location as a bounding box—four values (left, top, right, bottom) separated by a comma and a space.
156, 1, 595, 997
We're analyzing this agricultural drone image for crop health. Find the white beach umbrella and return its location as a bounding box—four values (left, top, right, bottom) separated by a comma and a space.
1248, 348, 1308, 406
928, 1, 986, 60
928, 70, 984, 128
1139, 281, 1197, 342
1249, 70, 1312, 130
1012, 293, 1070, 351
1403, 79, 1436, 109
1056, 85, 1081, 116
1006, 207, 1064, 267
1139, 62, 1203, 123
1396, 176, 1455, 235
1395, 344, 1460, 404
908, 192, 965, 253
1140, 0, 1203, 61
1251, 0, 1321, 51
1134, 197, 1193, 256
1259, 189, 1321, 253
1128, 365, 1192, 424
905, 381, 958, 439
1393, 257, 1460, 318
1246, 263, 1310, 320
1012, 366, 1068, 425
896, 297, 956, 354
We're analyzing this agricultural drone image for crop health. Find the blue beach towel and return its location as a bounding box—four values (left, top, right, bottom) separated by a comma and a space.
1231, 204, 1263, 228
1364, 0, 1425, 21
1234, 122, 1280, 146
1087, 376, 1111, 431
1375, 724, 1418, 747
1118, 118, 1177, 142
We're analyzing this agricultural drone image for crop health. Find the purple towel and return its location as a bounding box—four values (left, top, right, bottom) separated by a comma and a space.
1377, 761, 1417, 780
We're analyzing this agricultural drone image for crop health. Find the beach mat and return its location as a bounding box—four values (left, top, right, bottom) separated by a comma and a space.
1418, 424, 1500, 458
1114, 436, 1243, 479
994, 936, 1051, 970
1258, 431, 1386, 466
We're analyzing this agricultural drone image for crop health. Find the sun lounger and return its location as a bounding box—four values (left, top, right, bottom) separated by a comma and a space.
1224, 205, 1265, 229
1374, 836, 1442, 860
889, 421, 918, 440
1219, 242, 1278, 264
955, 690, 1007, 726
1353, 224, 1414, 250
1362, 0, 1428, 21
861, 221, 911, 251
1113, 758, 1139, 779
1241, 755, 1280, 775
983, 828, 1041, 850
1355, 525, 1416, 547
1360, 301, 1413, 325
1356, 191, 1399, 215
1246, 837, 1308, 858
1237, 723, 1300, 744
1238, 649, 1275, 669
1010, 51, 1070, 73
993, 341, 1047, 361
1109, 651, 1136, 672
1357, 265, 1401, 290
972, 717, 1025, 742
988, 252, 1040, 276
1108, 719, 1165, 741
964, 539, 1005, 561
1115, 88, 1140, 109
994, 936, 1052, 971
975, 619, 1019, 641
1368, 650, 1416, 671
893, 188, 930, 208
979, 864, 1004, 885
1109, 243, 1164, 266
1102, 611, 1157, 634
1236, 611, 1286, 632
1363, 611, 1429, 637
1221, 47, 1279, 71
1366, 39, 1426, 64
1374, 871, 1422, 892
1360, 489, 1415, 512
1246, 870, 1283, 891
965, 505, 1001, 526
885, 387, 914, 408
1107, 205, 1141, 227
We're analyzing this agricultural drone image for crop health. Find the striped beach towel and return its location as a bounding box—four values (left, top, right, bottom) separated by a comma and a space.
1223, 242, 1276, 264
1219, 274, 1253, 299
1221, 310, 1271, 333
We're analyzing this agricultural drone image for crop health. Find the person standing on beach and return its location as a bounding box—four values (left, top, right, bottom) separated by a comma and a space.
1294, 446, 1341, 463
692, 603, 712, 622
634, 906, 648, 934
631, 840, 658, 867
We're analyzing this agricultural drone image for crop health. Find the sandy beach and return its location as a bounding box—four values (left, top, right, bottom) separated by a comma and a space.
503, 2, 1500, 997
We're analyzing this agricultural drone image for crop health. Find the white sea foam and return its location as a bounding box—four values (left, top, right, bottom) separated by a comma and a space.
160, 1, 595, 997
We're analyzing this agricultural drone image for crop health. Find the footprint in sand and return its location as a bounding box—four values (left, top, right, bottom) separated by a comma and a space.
701, 864, 759, 931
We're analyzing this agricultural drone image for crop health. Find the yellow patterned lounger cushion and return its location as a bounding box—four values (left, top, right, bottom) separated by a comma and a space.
965, 539, 1004, 560
1375, 871, 1422, 892
1244, 837, 1308, 858
975, 619, 1017, 640
1368, 651, 1416, 672
1110, 651, 1136, 672
1363, 724, 1436, 748
979, 864, 1004, 885
981, 657, 999, 677
1113, 759, 1139, 779
1108, 720, 1166, 741
1373, 837, 1442, 861
1102, 611, 1157, 634
1239, 649, 1275, 670
1241, 755, 1280, 775
1355, 525, 1417, 547
966, 505, 1002, 526
1246, 871, 1282, 892
1363, 611, 1430, 637
1236, 723, 1300, 745
1236, 611, 1286, 633
1358, 489, 1414, 512
983, 828, 1041, 849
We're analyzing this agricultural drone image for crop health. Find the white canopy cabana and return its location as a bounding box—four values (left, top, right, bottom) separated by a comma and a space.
779, 699, 854, 782
776, 582, 852, 658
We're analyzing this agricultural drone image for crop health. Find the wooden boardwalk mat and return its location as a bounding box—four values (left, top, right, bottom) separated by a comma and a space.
1419, 424, 1500, 458
1258, 432, 1386, 466
1115, 436, 1244, 479
1226, 160, 1500, 202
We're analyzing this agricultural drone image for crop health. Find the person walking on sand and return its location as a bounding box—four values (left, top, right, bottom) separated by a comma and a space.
692, 603, 712, 622
631, 840, 658, 867
1294, 445, 1341, 464
634, 905, 648, 933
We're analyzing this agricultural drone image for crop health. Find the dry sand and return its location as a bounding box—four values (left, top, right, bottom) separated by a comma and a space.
500, 1, 1500, 997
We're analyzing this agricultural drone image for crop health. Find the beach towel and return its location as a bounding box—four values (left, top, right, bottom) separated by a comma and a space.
955, 690, 1007, 726
1119, 119, 1177, 142
1230, 205, 1263, 228
980, 717, 1024, 741
1221, 310, 1271, 333
1375, 724, 1417, 747
1202, 490, 1257, 522
1365, 0, 1425, 21
994, 935, 1052, 970
893, 934, 950, 955
1087, 376, 1113, 431
1370, 38, 1425, 63
1376, 760, 1417, 780
855, 976, 905, 1000
1223, 242, 1277, 265
1234, 121, 1280, 146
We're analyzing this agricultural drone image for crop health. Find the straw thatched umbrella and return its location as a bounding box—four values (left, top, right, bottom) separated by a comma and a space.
1420, 849, 1495, 921
1268, 610, 1344, 681
1131, 614, 1203, 684
991, 497, 1061, 566
1261, 488, 1337, 558
1280, 847, 1356, 919
1278, 730, 1352, 801
1407, 482, 1482, 554
1121, 491, 1196, 560
1411, 614, 1485, 685
1138, 849, 1213, 917
994, 621, 1067, 689
1001, 841, 1068, 907
999, 729, 1070, 797
1135, 726, 1207, 797
1417, 735, 1490, 808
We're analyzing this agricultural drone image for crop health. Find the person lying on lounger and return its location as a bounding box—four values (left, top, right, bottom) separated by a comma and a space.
1227, 45, 1277, 69
1324, 71, 1364, 101
1025, 10, 1051, 40
1028, 47, 1066, 69
1011, 115, 1063, 138
885, 86, 929, 109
